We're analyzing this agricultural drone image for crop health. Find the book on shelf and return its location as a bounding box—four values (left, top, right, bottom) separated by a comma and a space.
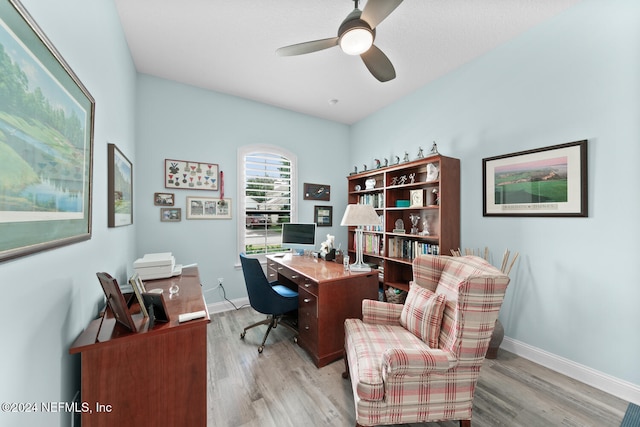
363, 214, 384, 232
388, 236, 439, 259
358, 193, 384, 209
362, 233, 383, 256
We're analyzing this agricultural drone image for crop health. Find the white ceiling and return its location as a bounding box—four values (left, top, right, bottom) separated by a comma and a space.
114, 0, 581, 125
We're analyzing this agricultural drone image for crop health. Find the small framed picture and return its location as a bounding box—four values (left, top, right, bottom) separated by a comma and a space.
410, 189, 423, 207
303, 183, 330, 201
160, 208, 181, 222
314, 205, 333, 227
154, 192, 175, 206
186, 197, 232, 219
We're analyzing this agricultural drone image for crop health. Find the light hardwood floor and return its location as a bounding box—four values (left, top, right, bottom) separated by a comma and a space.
207, 307, 628, 427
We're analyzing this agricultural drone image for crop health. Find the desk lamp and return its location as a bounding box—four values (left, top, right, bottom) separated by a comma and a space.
340, 204, 380, 272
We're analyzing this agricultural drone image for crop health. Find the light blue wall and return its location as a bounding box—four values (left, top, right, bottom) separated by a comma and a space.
134, 75, 350, 302
2, 2, 638, 426
0, 0, 137, 426
350, 0, 640, 386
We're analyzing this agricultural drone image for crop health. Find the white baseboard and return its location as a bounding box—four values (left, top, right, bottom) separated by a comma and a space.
502, 336, 640, 405
207, 297, 250, 314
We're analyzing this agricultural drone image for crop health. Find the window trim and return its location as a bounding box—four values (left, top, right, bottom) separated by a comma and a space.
237, 144, 297, 263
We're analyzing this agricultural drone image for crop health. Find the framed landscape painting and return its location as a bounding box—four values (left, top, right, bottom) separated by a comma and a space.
108, 144, 132, 227
0, 0, 95, 261
483, 140, 587, 217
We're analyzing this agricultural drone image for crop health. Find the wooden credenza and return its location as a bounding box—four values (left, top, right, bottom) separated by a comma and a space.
69, 266, 210, 426
267, 254, 378, 367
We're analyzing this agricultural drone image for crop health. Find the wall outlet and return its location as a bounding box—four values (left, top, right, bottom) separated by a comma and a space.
217, 277, 224, 286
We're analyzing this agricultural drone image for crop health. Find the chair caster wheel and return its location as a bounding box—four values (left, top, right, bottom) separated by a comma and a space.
240, 331, 246, 339
258, 346, 264, 353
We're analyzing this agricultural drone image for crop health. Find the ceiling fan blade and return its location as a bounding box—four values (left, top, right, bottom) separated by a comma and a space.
361, 45, 396, 82
360, 0, 403, 29
276, 37, 339, 56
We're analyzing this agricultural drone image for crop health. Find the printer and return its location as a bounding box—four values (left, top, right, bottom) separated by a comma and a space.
133, 252, 182, 280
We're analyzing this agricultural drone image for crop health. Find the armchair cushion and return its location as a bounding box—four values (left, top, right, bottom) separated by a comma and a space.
399, 283, 446, 348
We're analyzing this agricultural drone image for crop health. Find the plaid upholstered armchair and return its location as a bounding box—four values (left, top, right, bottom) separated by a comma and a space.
343, 255, 510, 427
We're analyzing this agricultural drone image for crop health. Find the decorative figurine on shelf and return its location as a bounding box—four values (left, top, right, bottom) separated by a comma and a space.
374, 159, 381, 169
432, 188, 440, 205
352, 166, 358, 175
430, 141, 439, 155
320, 234, 335, 260
417, 147, 424, 159
365, 178, 376, 190
409, 213, 420, 235
363, 164, 368, 172
403, 152, 410, 162
384, 158, 389, 167
409, 173, 416, 184
394, 155, 400, 165
398, 175, 408, 185
420, 217, 430, 236
426, 163, 439, 182
390, 176, 398, 186
393, 219, 405, 234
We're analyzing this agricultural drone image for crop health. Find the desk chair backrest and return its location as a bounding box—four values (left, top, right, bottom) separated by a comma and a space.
240, 253, 296, 315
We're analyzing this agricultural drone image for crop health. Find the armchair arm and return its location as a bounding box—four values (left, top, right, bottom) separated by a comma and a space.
362, 299, 403, 325
382, 348, 458, 377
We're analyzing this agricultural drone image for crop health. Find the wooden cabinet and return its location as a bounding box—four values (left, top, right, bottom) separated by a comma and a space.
346, 155, 460, 294
69, 267, 209, 426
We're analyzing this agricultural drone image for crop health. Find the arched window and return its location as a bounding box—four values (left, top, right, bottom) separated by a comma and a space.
237, 145, 297, 260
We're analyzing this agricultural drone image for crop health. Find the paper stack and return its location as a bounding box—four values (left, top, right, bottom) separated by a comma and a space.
133, 252, 181, 280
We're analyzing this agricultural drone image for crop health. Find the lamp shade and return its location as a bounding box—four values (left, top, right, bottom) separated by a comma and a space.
340, 204, 380, 226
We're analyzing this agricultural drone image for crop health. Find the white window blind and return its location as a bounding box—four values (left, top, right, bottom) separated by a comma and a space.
238, 147, 296, 257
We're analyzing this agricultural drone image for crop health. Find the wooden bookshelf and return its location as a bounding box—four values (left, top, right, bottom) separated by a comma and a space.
346, 155, 460, 295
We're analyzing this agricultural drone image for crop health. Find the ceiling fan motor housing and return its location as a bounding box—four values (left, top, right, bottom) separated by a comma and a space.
338, 9, 376, 55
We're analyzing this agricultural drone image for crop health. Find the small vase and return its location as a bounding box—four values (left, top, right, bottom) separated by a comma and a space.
486, 319, 504, 359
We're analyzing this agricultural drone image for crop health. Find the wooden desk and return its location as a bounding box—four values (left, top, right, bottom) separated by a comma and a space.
70, 266, 210, 426
267, 254, 378, 367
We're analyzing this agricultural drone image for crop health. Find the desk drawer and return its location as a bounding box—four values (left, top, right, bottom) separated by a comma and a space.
278, 265, 313, 289
298, 287, 318, 352
266, 259, 278, 281
298, 278, 318, 295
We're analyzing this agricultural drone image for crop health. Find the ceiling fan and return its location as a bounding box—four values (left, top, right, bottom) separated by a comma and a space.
276, 0, 403, 82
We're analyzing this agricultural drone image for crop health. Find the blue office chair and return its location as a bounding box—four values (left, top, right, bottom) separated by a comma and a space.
239, 253, 298, 353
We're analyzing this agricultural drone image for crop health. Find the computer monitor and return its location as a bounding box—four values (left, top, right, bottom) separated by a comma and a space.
281, 222, 316, 255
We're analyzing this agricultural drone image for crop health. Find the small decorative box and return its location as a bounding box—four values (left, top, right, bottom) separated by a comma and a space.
395, 200, 410, 207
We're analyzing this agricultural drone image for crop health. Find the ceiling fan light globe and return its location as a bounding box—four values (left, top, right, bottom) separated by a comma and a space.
340, 28, 373, 55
